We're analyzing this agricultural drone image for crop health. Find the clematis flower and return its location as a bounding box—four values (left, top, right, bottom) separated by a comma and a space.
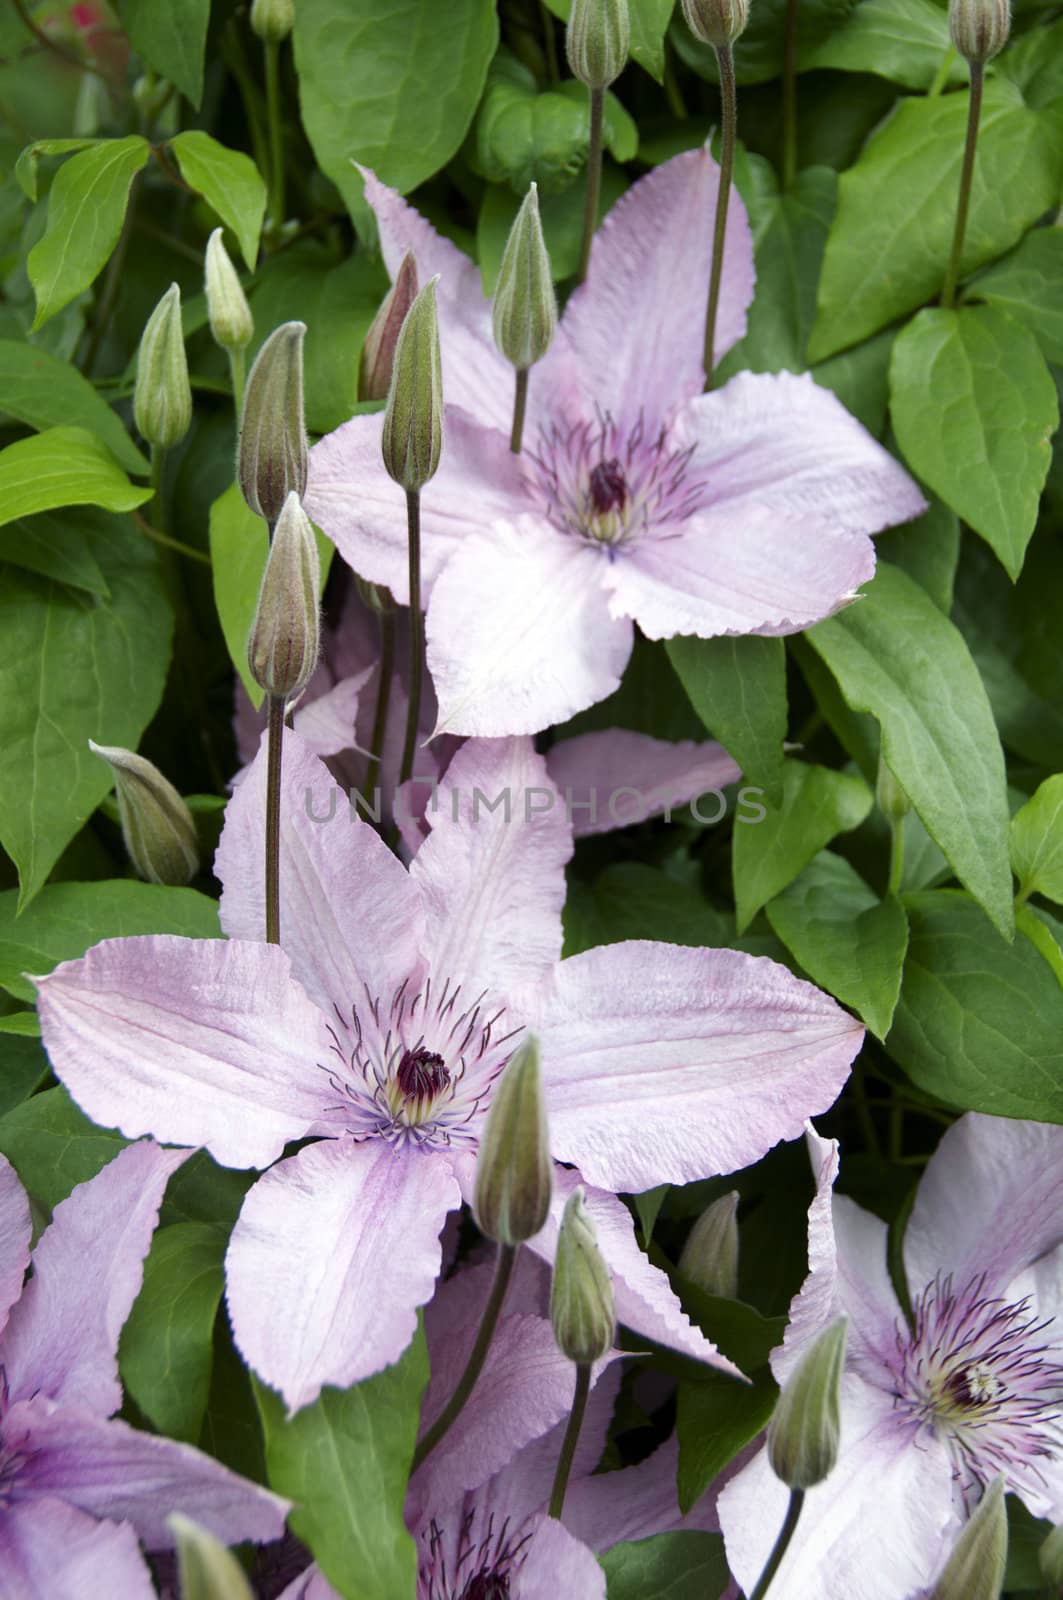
306, 152, 926, 737
37, 735, 862, 1412
0, 1142, 287, 1597
719, 1115, 1063, 1599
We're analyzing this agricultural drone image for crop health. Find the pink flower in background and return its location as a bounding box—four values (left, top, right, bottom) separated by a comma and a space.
307, 150, 925, 738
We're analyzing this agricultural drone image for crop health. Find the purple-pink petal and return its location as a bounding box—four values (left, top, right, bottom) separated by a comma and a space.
511, 1515, 607, 1599
0, 1498, 156, 1600
0, 1153, 31, 1342
545, 729, 741, 836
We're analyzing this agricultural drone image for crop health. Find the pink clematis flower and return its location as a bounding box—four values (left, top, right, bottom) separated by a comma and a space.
36, 735, 862, 1413
306, 152, 926, 738
0, 1143, 287, 1597
719, 1116, 1063, 1599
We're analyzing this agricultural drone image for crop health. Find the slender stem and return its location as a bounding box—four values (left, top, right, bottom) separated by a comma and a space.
362, 609, 395, 812
398, 490, 424, 790
149, 445, 166, 533
927, 45, 955, 98
887, 816, 905, 897
781, 0, 799, 190
548, 1363, 592, 1519
265, 695, 285, 945
577, 87, 605, 285
510, 368, 529, 454
221, 25, 272, 183
940, 62, 984, 310
265, 38, 286, 234
131, 511, 211, 566
412, 1244, 517, 1471
540, 0, 560, 85
80, 191, 137, 376
748, 1489, 805, 1600
663, 43, 689, 120
229, 346, 247, 415
704, 45, 736, 390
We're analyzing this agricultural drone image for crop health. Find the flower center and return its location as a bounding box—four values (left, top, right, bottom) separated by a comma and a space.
459, 1575, 510, 1600
420, 1509, 531, 1600
396, 1046, 450, 1103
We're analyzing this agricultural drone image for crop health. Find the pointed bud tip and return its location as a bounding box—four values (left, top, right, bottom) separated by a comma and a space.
474, 1035, 552, 1246
551, 1186, 616, 1365
1040, 1520, 1063, 1586
493, 185, 557, 373
566, 0, 630, 88
359, 250, 419, 404
238, 321, 308, 526
680, 0, 749, 47
205, 228, 253, 352
133, 281, 192, 449
90, 741, 200, 887
169, 1513, 255, 1600
767, 1317, 848, 1489
678, 1190, 740, 1299
929, 1476, 1007, 1600
381, 278, 443, 492
247, 490, 321, 699
948, 0, 1010, 62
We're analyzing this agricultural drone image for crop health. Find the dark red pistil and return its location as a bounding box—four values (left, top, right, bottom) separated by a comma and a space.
588, 458, 627, 515
396, 1046, 449, 1101
460, 1574, 510, 1600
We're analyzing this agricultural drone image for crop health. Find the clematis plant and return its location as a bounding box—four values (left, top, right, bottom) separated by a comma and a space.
0, 1142, 287, 1595
306, 149, 925, 737
36, 735, 862, 1413
719, 1114, 1063, 1598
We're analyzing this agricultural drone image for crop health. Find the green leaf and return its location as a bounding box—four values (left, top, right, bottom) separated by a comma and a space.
766, 850, 909, 1037
255, 1326, 429, 1600
889, 305, 1058, 579
0, 1085, 127, 1211
563, 863, 735, 957
667, 635, 786, 802
998, 15, 1063, 111
806, 561, 1013, 938
15, 139, 100, 203
732, 759, 872, 933
810, 328, 893, 437
0, 338, 148, 474
115, 0, 211, 106
477, 161, 627, 291
0, 515, 173, 906
472, 56, 635, 194
676, 1366, 777, 1513
168, 131, 267, 271
120, 1222, 225, 1442
0, 1012, 40, 1037
1011, 774, 1063, 903
0, 1034, 50, 1117
292, 0, 498, 222
808, 83, 1063, 361
888, 890, 1063, 1121
0, 427, 151, 527
27, 136, 150, 328
0, 511, 111, 597
1017, 902, 1063, 986
673, 0, 855, 86
599, 1532, 730, 1599
799, 0, 967, 89
543, 0, 674, 81
876, 491, 959, 614
968, 226, 1063, 366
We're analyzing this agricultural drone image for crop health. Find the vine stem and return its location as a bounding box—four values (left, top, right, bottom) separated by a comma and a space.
577, 87, 604, 284
548, 1363, 591, 1519
887, 816, 905, 896
265, 695, 285, 944
704, 44, 736, 390
398, 489, 424, 790
265, 37, 286, 234
510, 368, 529, 454
940, 61, 984, 309
748, 1489, 805, 1600
229, 346, 247, 414
361, 609, 395, 816
781, 0, 799, 190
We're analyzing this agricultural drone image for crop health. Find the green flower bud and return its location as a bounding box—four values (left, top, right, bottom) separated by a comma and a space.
250, 0, 295, 43
929, 1477, 1007, 1600
566, 0, 630, 89
876, 753, 910, 823
169, 1513, 254, 1600
133, 283, 192, 448
551, 1187, 615, 1365
89, 741, 199, 887
948, 0, 1010, 63
238, 321, 308, 527
767, 1317, 847, 1489
359, 250, 419, 404
492, 184, 557, 374
1039, 1520, 1063, 1586
381, 277, 443, 493
247, 491, 321, 699
680, 0, 749, 46
205, 228, 253, 353
678, 1190, 739, 1299
354, 575, 396, 614
474, 1036, 552, 1247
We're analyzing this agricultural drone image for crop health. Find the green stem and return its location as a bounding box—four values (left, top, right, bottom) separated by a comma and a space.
577, 87, 605, 285
411, 1244, 518, 1471
265, 694, 285, 945
887, 816, 905, 897
131, 512, 211, 566
510, 368, 529, 454
222, 25, 272, 183
398, 489, 423, 790
540, 0, 560, 85
927, 44, 955, 97
940, 61, 983, 310
229, 346, 247, 415
781, 0, 799, 190
149, 445, 167, 533
748, 1489, 805, 1600
704, 44, 736, 390
362, 609, 395, 813
663, 43, 689, 120
265, 38, 285, 234
81, 189, 137, 376
548, 1363, 591, 1519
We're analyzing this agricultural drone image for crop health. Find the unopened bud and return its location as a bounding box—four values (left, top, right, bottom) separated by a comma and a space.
929, 1477, 1007, 1600
205, 229, 253, 353
359, 250, 418, 404
133, 283, 192, 448
354, 575, 396, 615
876, 754, 910, 823
238, 321, 308, 527
680, 0, 749, 46
89, 742, 199, 887
247, 491, 320, 699
566, 0, 630, 89
381, 277, 443, 493
493, 185, 557, 374
474, 1036, 552, 1246
169, 1513, 254, 1600
551, 1187, 615, 1365
948, 0, 1010, 62
767, 1317, 847, 1489
250, 0, 295, 43
1040, 1521, 1063, 1587
678, 1190, 739, 1299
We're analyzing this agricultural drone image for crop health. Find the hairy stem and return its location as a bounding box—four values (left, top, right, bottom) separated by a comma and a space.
548, 1363, 592, 1519
510, 367, 529, 454
748, 1489, 805, 1600
362, 608, 395, 814
229, 345, 247, 415
398, 489, 424, 790
940, 62, 984, 310
577, 87, 605, 285
704, 44, 736, 390
265, 694, 285, 945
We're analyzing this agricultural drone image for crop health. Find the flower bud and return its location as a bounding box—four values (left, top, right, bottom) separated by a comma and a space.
948, 0, 1010, 63
359, 250, 419, 404
381, 277, 443, 493
551, 1187, 615, 1365
1040, 1521, 1063, 1587
566, 0, 630, 89
133, 283, 192, 448
929, 1477, 1007, 1600
354, 575, 396, 615
767, 1317, 847, 1489
247, 491, 320, 699
205, 228, 253, 353
678, 1190, 739, 1299
169, 1513, 254, 1600
89, 741, 199, 887
250, 0, 295, 43
238, 321, 308, 527
681, 0, 749, 45
876, 753, 910, 823
474, 1036, 552, 1247
492, 184, 557, 374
